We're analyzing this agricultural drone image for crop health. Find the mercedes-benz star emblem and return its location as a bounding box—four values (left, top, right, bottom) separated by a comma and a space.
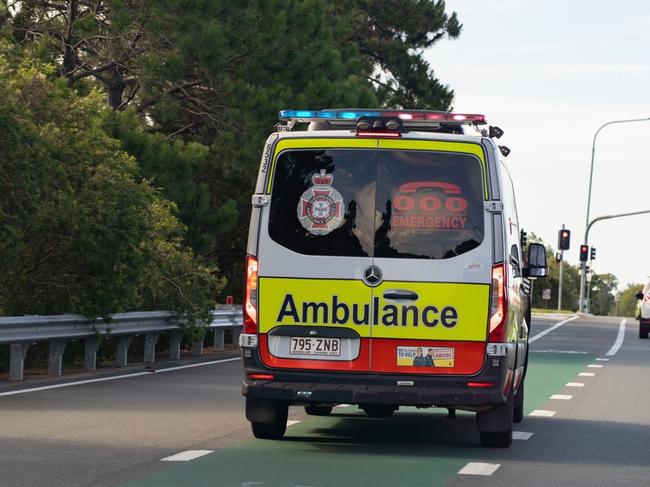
363, 265, 383, 287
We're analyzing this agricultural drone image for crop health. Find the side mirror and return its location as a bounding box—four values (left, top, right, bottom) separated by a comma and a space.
525, 243, 548, 278
636, 291, 644, 300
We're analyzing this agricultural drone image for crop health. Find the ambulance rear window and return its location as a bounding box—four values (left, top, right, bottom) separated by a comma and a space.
268, 148, 484, 259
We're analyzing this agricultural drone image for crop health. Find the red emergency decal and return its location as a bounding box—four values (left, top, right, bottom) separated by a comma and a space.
391, 181, 469, 231
296, 170, 344, 236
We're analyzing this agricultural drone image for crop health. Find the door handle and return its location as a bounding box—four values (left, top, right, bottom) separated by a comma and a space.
383, 290, 419, 301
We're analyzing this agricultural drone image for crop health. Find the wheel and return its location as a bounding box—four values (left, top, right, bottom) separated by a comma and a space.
361, 404, 396, 418
252, 419, 287, 439
513, 381, 524, 423
477, 389, 514, 448
480, 430, 513, 448
639, 321, 649, 339
305, 405, 333, 416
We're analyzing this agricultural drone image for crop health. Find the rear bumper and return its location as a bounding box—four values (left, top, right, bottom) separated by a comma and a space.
242, 351, 511, 409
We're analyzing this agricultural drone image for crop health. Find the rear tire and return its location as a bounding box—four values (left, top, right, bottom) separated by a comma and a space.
361, 404, 396, 418
640, 321, 649, 339
480, 430, 513, 448
305, 405, 333, 416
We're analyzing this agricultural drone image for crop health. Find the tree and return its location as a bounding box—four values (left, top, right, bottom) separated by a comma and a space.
617, 283, 645, 318
5, 0, 463, 298
587, 272, 617, 316
0, 47, 223, 321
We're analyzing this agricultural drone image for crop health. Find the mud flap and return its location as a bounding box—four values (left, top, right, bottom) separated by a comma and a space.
246, 396, 287, 423
476, 390, 514, 432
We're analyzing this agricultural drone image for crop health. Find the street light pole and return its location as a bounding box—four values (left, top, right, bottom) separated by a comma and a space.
579, 209, 650, 312
579, 117, 650, 313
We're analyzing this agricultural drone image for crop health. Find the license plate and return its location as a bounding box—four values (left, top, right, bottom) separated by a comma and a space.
290, 337, 341, 356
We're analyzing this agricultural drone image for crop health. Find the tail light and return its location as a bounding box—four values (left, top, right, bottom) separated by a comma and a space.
244, 256, 258, 334
644, 293, 650, 303
489, 263, 508, 342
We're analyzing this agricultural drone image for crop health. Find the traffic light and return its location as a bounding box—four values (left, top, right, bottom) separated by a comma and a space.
520, 229, 528, 248
590, 247, 596, 260
558, 229, 571, 250
579, 244, 589, 262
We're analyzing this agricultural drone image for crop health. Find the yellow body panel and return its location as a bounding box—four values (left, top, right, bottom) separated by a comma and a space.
259, 277, 490, 342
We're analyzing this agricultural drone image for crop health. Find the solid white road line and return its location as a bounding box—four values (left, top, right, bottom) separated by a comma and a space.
458, 463, 501, 476
287, 420, 301, 426
529, 410, 556, 417
566, 382, 585, 387
512, 431, 534, 440
529, 316, 579, 343
605, 319, 627, 356
579, 372, 595, 377
0, 357, 241, 398
160, 450, 213, 462
551, 394, 573, 400
588, 364, 603, 368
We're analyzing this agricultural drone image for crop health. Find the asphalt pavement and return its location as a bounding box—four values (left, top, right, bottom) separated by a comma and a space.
1, 315, 649, 487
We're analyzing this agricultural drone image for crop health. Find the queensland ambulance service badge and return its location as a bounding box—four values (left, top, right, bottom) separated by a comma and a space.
297, 170, 344, 235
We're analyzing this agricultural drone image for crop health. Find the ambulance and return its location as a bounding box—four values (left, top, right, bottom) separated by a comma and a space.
239, 109, 548, 447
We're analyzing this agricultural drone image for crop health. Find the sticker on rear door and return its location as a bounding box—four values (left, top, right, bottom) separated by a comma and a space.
397, 346, 454, 367
297, 170, 344, 235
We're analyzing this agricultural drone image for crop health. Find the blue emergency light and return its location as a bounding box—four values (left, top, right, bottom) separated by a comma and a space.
278, 109, 487, 124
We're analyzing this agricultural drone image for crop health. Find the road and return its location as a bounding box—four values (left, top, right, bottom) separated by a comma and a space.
1, 315, 648, 487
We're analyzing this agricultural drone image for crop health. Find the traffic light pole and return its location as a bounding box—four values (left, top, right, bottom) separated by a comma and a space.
558, 224, 565, 312
578, 209, 650, 313
579, 117, 650, 313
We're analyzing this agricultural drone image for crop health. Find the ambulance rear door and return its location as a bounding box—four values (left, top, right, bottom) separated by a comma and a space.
256, 137, 379, 372
369, 139, 492, 376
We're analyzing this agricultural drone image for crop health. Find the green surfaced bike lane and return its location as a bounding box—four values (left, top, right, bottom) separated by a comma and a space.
123, 352, 594, 487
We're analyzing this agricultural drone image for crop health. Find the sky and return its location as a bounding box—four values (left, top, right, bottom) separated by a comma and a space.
425, 0, 650, 291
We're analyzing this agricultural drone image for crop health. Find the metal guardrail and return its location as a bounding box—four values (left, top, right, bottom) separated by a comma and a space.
0, 306, 243, 381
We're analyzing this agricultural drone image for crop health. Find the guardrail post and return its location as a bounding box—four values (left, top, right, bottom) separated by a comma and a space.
213, 329, 225, 352
84, 337, 98, 371
116, 336, 129, 367
9, 343, 29, 381
168, 331, 181, 360
48, 340, 66, 376
143, 333, 158, 365
192, 340, 204, 357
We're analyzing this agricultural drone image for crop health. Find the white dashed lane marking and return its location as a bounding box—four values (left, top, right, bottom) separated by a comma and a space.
596, 358, 609, 361
566, 382, 585, 387
458, 463, 501, 476
287, 420, 301, 426
160, 450, 213, 462
579, 372, 595, 377
551, 394, 573, 400
588, 364, 603, 368
512, 431, 534, 440
530, 410, 556, 417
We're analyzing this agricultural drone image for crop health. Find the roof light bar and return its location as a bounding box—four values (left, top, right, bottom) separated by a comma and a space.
279, 109, 487, 125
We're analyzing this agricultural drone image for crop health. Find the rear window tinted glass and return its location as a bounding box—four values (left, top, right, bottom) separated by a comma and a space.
268, 148, 484, 259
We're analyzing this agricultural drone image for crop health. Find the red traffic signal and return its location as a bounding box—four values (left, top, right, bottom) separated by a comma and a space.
558, 229, 571, 250
579, 244, 589, 262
